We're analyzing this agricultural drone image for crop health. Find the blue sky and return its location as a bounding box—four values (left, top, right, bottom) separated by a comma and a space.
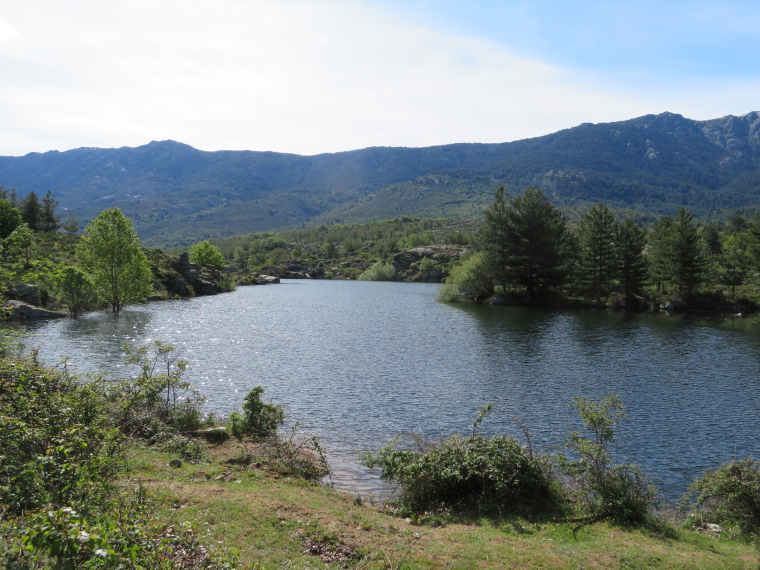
0, 0, 758, 156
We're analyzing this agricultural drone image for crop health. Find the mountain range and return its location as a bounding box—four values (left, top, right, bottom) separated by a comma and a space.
0, 111, 759, 247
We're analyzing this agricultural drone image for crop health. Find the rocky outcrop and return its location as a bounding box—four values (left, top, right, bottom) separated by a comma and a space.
169, 252, 233, 296
392, 245, 469, 283
6, 284, 50, 307
4, 300, 66, 319
279, 260, 325, 279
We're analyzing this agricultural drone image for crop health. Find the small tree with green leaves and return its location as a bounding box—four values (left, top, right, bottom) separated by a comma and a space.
56, 266, 99, 318
77, 207, 153, 313
189, 239, 226, 269
232, 385, 284, 439
561, 394, 658, 524
7, 222, 34, 265
115, 341, 205, 437
0, 198, 22, 257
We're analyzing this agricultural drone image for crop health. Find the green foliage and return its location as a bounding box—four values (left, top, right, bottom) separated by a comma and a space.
614, 218, 648, 298
55, 266, 99, 318
577, 203, 616, 302
503, 187, 569, 301
7, 222, 34, 265
41, 190, 60, 233
0, 494, 239, 569
438, 251, 494, 302
238, 385, 284, 439
0, 358, 123, 516
684, 458, 760, 535
647, 208, 707, 295
60, 214, 80, 235
399, 232, 434, 249
0, 348, 246, 569
114, 341, 205, 438
0, 198, 22, 256
189, 239, 227, 269
358, 261, 396, 281
478, 186, 510, 292
77, 207, 154, 312
20, 190, 42, 232
360, 431, 559, 516
717, 233, 751, 301
256, 424, 330, 481
561, 395, 658, 524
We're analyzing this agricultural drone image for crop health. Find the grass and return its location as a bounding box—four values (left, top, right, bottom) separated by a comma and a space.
122, 440, 759, 569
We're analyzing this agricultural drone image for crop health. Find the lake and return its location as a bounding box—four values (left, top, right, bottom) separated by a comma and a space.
20, 279, 760, 501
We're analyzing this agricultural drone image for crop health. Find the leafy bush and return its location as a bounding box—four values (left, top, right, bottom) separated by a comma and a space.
0, 358, 123, 516
189, 239, 227, 269
684, 458, 760, 534
358, 261, 396, 281
55, 265, 99, 317
156, 434, 207, 463
112, 341, 206, 438
234, 385, 284, 438
361, 432, 559, 515
560, 394, 658, 524
400, 232, 434, 249
259, 425, 330, 481
438, 252, 494, 302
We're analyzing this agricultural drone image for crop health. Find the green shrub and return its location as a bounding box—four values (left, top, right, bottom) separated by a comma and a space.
113, 341, 206, 439
361, 433, 559, 516
239, 385, 284, 438
0, 358, 123, 516
55, 265, 99, 318
560, 395, 659, 524
358, 261, 396, 281
438, 252, 494, 302
156, 434, 207, 463
684, 458, 760, 534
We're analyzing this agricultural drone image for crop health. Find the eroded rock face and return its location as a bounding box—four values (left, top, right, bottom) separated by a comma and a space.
392, 245, 469, 283
4, 300, 66, 319
170, 252, 231, 296
7, 284, 47, 307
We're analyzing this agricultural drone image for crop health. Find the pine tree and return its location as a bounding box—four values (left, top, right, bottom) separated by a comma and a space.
577, 203, 616, 302
614, 218, 648, 297
646, 216, 674, 292
671, 207, 706, 294
41, 191, 60, 232
20, 191, 42, 232
478, 186, 508, 293
718, 233, 750, 302
504, 187, 568, 302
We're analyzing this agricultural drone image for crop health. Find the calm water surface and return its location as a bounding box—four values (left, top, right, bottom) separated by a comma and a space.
22, 280, 760, 501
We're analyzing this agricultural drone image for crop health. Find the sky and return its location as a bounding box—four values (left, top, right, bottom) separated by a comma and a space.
1, 0, 759, 157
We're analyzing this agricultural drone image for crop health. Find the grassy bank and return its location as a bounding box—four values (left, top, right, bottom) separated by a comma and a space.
1, 350, 757, 568
125, 441, 758, 569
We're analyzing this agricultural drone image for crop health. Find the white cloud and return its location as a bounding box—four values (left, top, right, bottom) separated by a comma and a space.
0, 0, 755, 156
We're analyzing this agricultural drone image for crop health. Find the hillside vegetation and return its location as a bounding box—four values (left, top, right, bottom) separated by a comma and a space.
0, 112, 758, 247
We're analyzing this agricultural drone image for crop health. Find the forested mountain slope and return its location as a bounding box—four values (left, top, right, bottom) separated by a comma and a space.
0, 111, 758, 247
